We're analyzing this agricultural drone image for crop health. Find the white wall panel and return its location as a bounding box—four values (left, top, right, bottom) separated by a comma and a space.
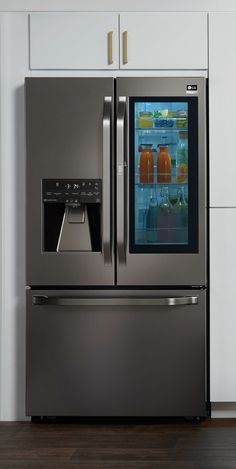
210, 208, 236, 401
0, 13, 29, 421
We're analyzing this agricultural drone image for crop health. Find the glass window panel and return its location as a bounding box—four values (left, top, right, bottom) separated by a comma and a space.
129, 97, 198, 254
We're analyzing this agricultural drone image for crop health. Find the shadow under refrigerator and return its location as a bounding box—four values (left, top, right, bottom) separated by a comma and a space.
26, 77, 208, 418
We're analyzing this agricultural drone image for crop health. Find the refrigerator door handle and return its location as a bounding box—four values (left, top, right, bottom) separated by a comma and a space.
117, 96, 127, 263
102, 96, 112, 264
33, 296, 198, 306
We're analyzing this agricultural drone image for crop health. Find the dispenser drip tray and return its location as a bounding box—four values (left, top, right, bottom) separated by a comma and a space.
57, 204, 92, 252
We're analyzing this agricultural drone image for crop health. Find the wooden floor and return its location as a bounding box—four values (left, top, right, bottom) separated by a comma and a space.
0, 419, 236, 468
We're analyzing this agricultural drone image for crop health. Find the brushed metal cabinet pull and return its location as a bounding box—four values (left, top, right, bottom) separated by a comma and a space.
108, 31, 113, 65
123, 31, 128, 64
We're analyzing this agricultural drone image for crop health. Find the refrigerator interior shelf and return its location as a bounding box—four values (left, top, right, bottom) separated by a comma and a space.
136, 128, 188, 133
135, 182, 188, 187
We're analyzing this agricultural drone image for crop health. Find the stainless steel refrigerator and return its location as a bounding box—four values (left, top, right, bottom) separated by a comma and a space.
26, 77, 207, 418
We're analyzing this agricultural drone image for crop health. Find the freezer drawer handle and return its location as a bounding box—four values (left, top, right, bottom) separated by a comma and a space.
102, 96, 112, 264
32, 296, 198, 306
117, 96, 127, 263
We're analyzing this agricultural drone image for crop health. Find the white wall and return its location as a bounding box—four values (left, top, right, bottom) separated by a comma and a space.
0, 13, 29, 420
1, 0, 236, 12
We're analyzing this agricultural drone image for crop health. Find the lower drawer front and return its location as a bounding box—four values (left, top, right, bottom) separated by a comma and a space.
26, 289, 206, 417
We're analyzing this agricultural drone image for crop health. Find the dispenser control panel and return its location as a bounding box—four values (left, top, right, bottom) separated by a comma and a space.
43, 179, 102, 204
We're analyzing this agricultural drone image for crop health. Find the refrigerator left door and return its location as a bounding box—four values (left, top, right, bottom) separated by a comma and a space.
26, 78, 114, 286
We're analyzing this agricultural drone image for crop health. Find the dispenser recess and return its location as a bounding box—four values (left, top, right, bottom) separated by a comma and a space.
43, 179, 102, 252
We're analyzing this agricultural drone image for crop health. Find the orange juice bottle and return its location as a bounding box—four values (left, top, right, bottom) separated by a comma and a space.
157, 146, 172, 183
140, 147, 154, 184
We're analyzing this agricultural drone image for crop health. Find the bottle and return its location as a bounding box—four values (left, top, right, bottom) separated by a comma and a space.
157, 187, 174, 243
136, 186, 147, 243
176, 131, 188, 183
146, 192, 158, 243
174, 186, 188, 243
140, 146, 154, 184
157, 146, 172, 183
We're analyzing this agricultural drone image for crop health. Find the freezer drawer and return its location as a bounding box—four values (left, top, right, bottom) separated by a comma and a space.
26, 289, 207, 417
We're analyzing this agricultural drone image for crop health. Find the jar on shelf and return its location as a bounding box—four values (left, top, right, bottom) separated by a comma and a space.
139, 145, 154, 184
176, 131, 188, 183
138, 112, 153, 128
157, 146, 172, 183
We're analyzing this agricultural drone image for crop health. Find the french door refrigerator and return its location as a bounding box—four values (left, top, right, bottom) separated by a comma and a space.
26, 77, 207, 418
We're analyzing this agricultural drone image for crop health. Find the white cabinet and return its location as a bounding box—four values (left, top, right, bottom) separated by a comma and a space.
30, 12, 208, 71
210, 208, 236, 401
119, 12, 207, 70
30, 13, 119, 70
209, 13, 236, 207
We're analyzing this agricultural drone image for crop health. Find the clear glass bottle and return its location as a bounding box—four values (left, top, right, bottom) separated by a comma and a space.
136, 186, 147, 243
176, 131, 188, 183
174, 186, 188, 243
146, 191, 158, 243
157, 187, 175, 243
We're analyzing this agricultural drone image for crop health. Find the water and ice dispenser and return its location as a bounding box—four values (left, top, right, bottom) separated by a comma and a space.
43, 179, 102, 252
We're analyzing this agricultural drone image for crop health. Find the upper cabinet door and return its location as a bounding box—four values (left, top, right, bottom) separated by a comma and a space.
119, 13, 208, 70
209, 13, 236, 207
30, 13, 119, 70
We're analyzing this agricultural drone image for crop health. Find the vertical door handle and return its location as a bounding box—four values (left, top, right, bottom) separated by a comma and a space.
102, 96, 112, 264
108, 31, 113, 65
117, 96, 127, 263
123, 31, 128, 64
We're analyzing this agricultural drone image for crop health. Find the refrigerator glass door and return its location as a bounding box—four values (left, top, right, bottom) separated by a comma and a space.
132, 98, 197, 253
26, 78, 114, 286
116, 78, 207, 286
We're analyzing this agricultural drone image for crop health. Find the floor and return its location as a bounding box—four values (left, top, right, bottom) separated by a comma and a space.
0, 419, 236, 468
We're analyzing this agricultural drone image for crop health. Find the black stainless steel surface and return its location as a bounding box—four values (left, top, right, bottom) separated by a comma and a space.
26, 78, 114, 286
26, 77, 208, 419
26, 289, 207, 417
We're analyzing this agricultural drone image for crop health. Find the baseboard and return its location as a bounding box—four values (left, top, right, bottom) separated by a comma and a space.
211, 403, 236, 418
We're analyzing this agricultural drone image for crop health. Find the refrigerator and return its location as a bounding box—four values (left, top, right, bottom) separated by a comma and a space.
26, 77, 208, 418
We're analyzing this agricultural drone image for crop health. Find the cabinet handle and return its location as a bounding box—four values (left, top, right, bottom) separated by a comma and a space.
108, 31, 113, 65
123, 31, 128, 64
